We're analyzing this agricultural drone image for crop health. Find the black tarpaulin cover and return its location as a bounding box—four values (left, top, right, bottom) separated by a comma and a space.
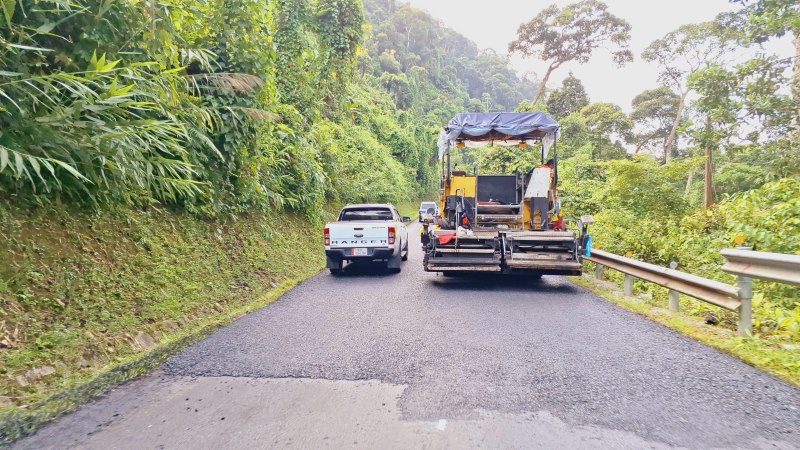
438, 112, 560, 158
444, 112, 560, 141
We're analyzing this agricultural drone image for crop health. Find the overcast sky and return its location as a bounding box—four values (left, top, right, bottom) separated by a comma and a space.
402, 0, 794, 111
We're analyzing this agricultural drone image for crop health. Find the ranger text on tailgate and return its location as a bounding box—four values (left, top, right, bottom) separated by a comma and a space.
324, 204, 411, 274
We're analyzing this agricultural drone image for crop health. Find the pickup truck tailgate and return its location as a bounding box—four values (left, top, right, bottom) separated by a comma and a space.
328, 222, 390, 248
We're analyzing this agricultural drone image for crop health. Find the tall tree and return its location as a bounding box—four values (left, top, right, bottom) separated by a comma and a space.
272, 0, 316, 115
315, 0, 364, 112
689, 55, 795, 206
546, 72, 589, 119
734, 0, 800, 143
641, 20, 740, 162
629, 87, 681, 156
508, 0, 632, 104
579, 102, 632, 160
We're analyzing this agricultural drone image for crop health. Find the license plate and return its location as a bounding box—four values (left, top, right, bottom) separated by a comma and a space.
351, 248, 368, 256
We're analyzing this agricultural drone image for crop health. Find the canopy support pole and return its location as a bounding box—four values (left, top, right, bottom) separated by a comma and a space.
446, 144, 451, 183
440, 156, 445, 190
553, 138, 558, 188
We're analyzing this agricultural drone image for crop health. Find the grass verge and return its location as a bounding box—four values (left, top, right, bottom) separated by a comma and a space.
0, 277, 307, 444
571, 274, 800, 387
0, 203, 330, 443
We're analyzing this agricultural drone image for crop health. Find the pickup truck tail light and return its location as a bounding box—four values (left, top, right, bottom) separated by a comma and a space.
324, 227, 330, 246
388, 226, 396, 245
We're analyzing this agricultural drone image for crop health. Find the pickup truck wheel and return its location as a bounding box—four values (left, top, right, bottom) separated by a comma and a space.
401, 244, 409, 261
329, 268, 342, 276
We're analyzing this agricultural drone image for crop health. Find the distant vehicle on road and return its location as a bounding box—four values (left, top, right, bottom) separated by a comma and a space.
419, 201, 439, 222
324, 204, 411, 274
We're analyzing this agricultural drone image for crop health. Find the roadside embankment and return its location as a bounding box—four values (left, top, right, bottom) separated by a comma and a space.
0, 203, 330, 442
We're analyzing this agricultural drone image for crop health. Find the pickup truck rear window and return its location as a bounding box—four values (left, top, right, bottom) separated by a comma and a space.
340, 208, 393, 221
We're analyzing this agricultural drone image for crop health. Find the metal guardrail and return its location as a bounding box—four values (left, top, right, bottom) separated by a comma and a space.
587, 247, 800, 336
586, 248, 764, 337
721, 249, 800, 286
587, 249, 741, 310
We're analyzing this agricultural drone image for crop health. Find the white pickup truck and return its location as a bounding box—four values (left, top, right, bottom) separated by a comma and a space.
324, 204, 411, 274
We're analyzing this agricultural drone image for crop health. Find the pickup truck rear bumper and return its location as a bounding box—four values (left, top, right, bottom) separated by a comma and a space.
325, 247, 395, 262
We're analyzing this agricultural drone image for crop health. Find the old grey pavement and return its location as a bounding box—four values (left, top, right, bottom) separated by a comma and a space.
12, 223, 800, 449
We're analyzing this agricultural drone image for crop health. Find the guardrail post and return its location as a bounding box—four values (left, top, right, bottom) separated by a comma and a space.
624, 274, 634, 296
736, 247, 754, 337
737, 275, 753, 337
594, 263, 604, 280
668, 261, 680, 312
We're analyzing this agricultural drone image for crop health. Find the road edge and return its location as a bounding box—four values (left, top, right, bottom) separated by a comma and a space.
0, 274, 317, 445
569, 274, 800, 388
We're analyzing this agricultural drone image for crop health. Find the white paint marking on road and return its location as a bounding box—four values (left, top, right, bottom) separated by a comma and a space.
436, 419, 447, 431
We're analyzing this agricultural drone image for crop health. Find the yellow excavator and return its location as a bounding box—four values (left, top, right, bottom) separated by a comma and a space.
422, 112, 592, 276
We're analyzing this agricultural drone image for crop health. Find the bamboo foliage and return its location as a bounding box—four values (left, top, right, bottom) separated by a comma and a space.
0, 1, 290, 207
0, 50, 219, 203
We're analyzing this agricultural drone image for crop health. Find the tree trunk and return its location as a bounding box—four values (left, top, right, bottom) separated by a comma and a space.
703, 116, 714, 209
533, 63, 558, 105
685, 170, 694, 195
664, 89, 689, 164
792, 35, 800, 146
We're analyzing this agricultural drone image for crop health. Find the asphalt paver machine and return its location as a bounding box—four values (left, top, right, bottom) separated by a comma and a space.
422, 112, 592, 275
